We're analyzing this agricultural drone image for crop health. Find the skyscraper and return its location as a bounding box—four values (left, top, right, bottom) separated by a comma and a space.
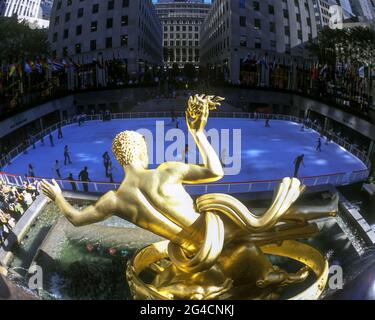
0, 0, 50, 28
200, 0, 319, 83
48, 0, 163, 79
155, 0, 211, 67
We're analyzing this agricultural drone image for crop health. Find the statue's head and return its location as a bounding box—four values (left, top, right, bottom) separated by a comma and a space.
112, 131, 148, 169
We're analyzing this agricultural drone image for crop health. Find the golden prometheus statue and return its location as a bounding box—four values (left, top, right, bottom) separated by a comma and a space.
41, 94, 337, 300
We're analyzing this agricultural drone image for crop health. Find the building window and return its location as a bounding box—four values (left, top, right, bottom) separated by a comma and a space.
107, 18, 113, 29
240, 16, 246, 27
75, 43, 81, 54
63, 29, 69, 39
108, 0, 114, 10
106, 37, 112, 48
254, 19, 261, 30
52, 32, 58, 42
121, 34, 128, 46
91, 21, 98, 32
76, 25, 82, 35
253, 1, 260, 11
121, 16, 128, 26
77, 8, 84, 18
65, 12, 70, 22
92, 4, 99, 14
269, 5, 275, 14
240, 35, 247, 47
270, 22, 275, 33
90, 40, 97, 51
123, 0, 129, 7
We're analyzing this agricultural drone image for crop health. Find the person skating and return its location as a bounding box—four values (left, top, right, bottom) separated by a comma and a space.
49, 133, 54, 147
265, 118, 270, 128
107, 160, 114, 183
66, 173, 77, 192
28, 164, 35, 177
293, 154, 305, 178
78, 166, 90, 192
102, 152, 110, 177
54, 160, 62, 179
316, 137, 322, 152
40, 135, 45, 146
58, 125, 63, 139
64, 145, 72, 165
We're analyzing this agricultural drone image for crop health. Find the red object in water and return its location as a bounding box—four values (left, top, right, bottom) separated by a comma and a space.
108, 247, 117, 255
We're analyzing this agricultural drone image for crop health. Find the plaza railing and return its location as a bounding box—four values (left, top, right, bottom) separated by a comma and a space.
0, 170, 362, 196
0, 111, 371, 195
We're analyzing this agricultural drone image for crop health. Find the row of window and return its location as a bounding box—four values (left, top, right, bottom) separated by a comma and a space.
52, 16, 128, 42
163, 33, 199, 39
163, 25, 199, 32
56, 0, 130, 11
163, 40, 199, 47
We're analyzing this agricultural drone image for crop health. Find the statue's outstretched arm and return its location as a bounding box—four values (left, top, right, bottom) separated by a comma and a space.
178, 95, 224, 183
41, 179, 116, 226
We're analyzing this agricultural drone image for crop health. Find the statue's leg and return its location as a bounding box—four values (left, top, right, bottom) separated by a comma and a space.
218, 241, 309, 295
282, 193, 339, 223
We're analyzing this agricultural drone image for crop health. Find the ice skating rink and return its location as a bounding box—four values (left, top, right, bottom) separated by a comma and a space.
3, 118, 367, 184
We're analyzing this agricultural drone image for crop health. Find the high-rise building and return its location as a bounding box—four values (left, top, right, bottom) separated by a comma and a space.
0, 0, 50, 28
48, 0, 163, 78
349, 0, 375, 20
200, 0, 319, 83
312, 0, 332, 30
155, 0, 211, 67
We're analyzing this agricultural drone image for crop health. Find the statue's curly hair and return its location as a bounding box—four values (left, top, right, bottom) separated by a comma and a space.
112, 131, 147, 166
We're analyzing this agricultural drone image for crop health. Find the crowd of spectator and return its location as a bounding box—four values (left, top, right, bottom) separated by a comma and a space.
0, 180, 39, 244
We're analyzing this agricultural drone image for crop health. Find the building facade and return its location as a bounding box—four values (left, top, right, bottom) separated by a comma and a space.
0, 0, 50, 28
312, 0, 332, 30
48, 0, 163, 78
155, 0, 211, 67
200, 0, 320, 84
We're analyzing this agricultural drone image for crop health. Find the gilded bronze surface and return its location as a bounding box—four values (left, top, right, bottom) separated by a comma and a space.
41, 94, 337, 300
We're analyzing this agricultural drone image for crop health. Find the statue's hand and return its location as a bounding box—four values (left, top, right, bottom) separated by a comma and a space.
186, 95, 224, 133
41, 179, 62, 201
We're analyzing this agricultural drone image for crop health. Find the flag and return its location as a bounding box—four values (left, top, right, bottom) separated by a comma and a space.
24, 62, 32, 74
8, 64, 16, 77
358, 66, 365, 78
35, 61, 43, 74
18, 63, 23, 78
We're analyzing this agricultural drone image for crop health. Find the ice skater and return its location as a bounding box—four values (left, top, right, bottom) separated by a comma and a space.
107, 160, 114, 183
49, 133, 54, 147
54, 160, 62, 179
40, 135, 45, 146
170, 110, 177, 124
78, 166, 90, 192
102, 151, 111, 176
293, 154, 305, 178
64, 145, 72, 165
265, 118, 270, 128
58, 124, 63, 139
175, 117, 180, 129
66, 173, 77, 192
29, 134, 35, 149
316, 137, 322, 152
28, 164, 35, 177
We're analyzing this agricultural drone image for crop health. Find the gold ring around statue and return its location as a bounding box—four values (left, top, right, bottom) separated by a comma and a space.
126, 240, 329, 300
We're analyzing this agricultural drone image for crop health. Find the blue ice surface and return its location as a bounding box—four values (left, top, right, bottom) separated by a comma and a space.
3, 118, 367, 185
